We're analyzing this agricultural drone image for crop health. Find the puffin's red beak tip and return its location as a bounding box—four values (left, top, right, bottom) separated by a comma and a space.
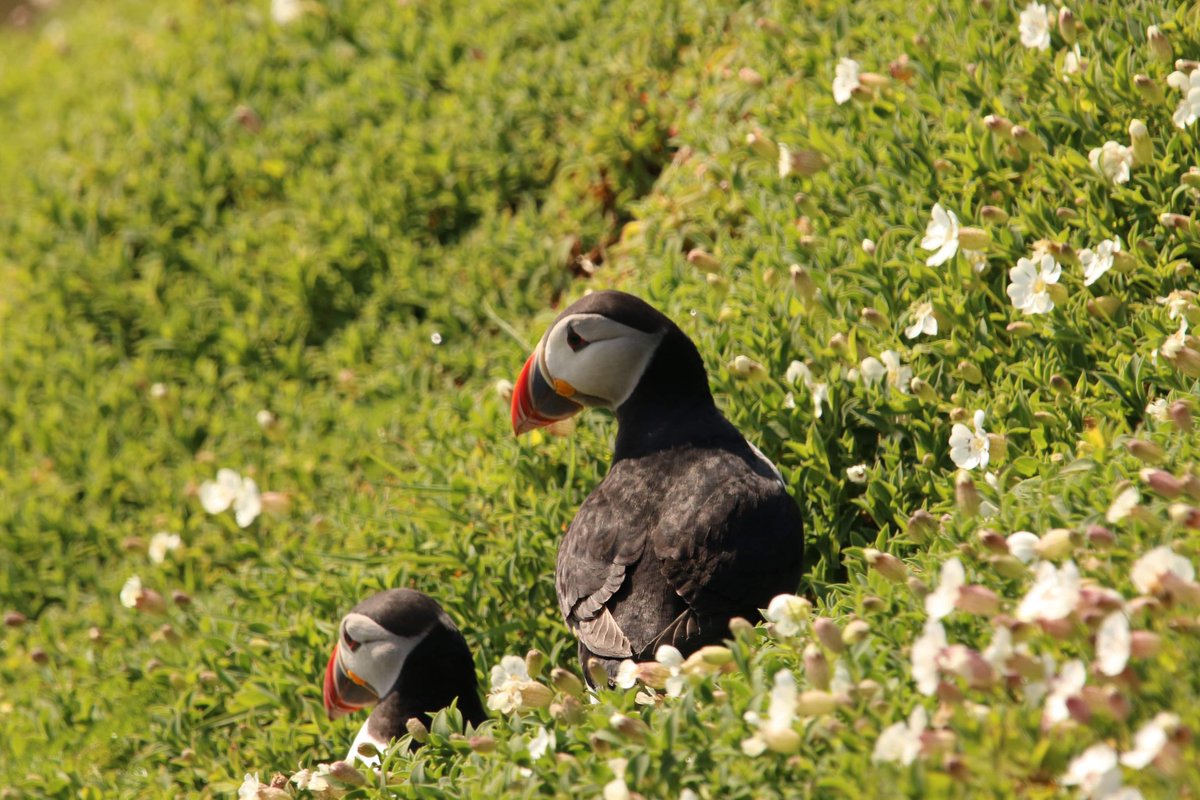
511, 352, 541, 436
322, 644, 361, 721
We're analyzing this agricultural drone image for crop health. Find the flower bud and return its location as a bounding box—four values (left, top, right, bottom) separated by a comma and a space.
1011, 126, 1043, 152
707, 273, 729, 293
1005, 320, 1036, 338
525, 649, 545, 679
1177, 59, 1200, 72
796, 690, 840, 716
406, 717, 429, 743
326, 761, 367, 787
1142, 468, 1184, 499
957, 226, 991, 251
1034, 528, 1073, 560
1160, 213, 1194, 232
728, 355, 768, 381
977, 528, 1007, 553
1130, 630, 1161, 658
956, 585, 1000, 616
1056, 7, 1077, 44
746, 129, 778, 159
909, 377, 937, 404
859, 307, 887, 328
979, 204, 1009, 224
956, 472, 981, 517
1046, 283, 1069, 306
1086, 525, 1115, 548
761, 725, 802, 754
1045, 374, 1070, 396
1129, 119, 1152, 167
790, 263, 817, 302
907, 577, 929, 600
1134, 74, 1163, 103
739, 67, 765, 87
804, 644, 830, 690
1127, 439, 1165, 464
984, 114, 1013, 138
1085, 296, 1121, 320
469, 735, 498, 753
550, 667, 584, 697
989, 554, 1028, 579
518, 681, 554, 709
1147, 26, 1173, 64
687, 248, 720, 273
861, 238, 877, 255
955, 360, 983, 384
609, 713, 650, 742
1168, 503, 1200, 528
813, 617, 844, 654
30, 647, 49, 665
828, 332, 847, 352
843, 619, 870, 645
3, 611, 27, 628
729, 616, 755, 639
863, 548, 907, 582
695, 645, 734, 665
1170, 400, 1193, 431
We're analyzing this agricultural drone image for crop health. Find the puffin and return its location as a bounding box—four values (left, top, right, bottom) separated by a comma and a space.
511, 290, 805, 683
323, 588, 486, 765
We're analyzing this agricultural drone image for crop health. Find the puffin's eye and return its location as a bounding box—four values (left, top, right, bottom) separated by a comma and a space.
343, 628, 360, 652
565, 323, 588, 352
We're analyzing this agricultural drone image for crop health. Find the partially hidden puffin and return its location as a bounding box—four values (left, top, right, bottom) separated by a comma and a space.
511, 290, 805, 683
323, 588, 486, 765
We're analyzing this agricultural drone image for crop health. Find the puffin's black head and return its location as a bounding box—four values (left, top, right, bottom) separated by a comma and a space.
511, 291, 709, 435
322, 589, 452, 720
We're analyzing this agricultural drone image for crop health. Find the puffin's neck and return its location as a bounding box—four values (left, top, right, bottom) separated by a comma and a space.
359, 621, 487, 753
613, 327, 741, 461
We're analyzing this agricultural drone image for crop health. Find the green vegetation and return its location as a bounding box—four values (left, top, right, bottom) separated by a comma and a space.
3, 0, 1200, 796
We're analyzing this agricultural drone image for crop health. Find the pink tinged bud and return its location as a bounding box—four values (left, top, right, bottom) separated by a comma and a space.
1142, 469, 1184, 499
863, 548, 907, 582
984, 114, 1013, 138
260, 491, 291, 516
171, 590, 192, 607
3, 611, 27, 627
1130, 630, 1161, 658
859, 307, 887, 328
1178, 59, 1200, 72
686, 248, 720, 273
746, 131, 778, 161
1170, 401, 1193, 431
1039, 617, 1073, 639
979, 204, 1008, 224
738, 67, 765, 87
1127, 439, 1165, 464
906, 509, 938, 543
469, 735, 498, 753
1147, 25, 1173, 64
1161, 213, 1195, 232
1134, 74, 1163, 103
1066, 695, 1092, 725
234, 104, 262, 133
907, 576, 930, 599
936, 680, 963, 704
136, 589, 168, 615
1106, 688, 1131, 721
1011, 126, 1043, 152
1034, 528, 1073, 560
587, 658, 609, 689
956, 585, 1000, 616
804, 644, 830, 690
977, 528, 1007, 553
956, 472, 981, 517
327, 761, 366, 787
30, 647, 49, 665
1006, 320, 1036, 338
1168, 503, 1200, 528
813, 617, 844, 653
610, 713, 650, 741
939, 645, 994, 688
1086, 525, 1115, 548
790, 264, 816, 301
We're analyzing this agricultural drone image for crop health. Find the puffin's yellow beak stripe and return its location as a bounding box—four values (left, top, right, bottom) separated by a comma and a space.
345, 668, 369, 688
553, 378, 576, 397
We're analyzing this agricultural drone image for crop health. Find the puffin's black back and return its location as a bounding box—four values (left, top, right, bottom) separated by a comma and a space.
550, 292, 805, 681
356, 590, 487, 744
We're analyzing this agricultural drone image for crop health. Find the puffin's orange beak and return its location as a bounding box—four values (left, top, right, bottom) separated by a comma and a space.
322, 644, 366, 720
512, 349, 582, 435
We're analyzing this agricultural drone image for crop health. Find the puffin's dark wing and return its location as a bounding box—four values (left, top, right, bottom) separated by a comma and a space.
649, 448, 804, 632
555, 480, 651, 659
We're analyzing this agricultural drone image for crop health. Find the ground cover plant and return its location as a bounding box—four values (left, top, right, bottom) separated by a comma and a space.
3, 0, 1200, 796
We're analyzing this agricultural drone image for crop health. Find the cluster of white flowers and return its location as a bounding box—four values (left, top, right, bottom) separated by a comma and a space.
860, 350, 912, 394
1079, 237, 1121, 286
486, 655, 552, 714
742, 669, 801, 755
1089, 141, 1134, 184
832, 58, 861, 104
1168, 68, 1200, 129
199, 468, 262, 528
1007, 254, 1061, 315
1018, 2, 1051, 50
785, 360, 828, 420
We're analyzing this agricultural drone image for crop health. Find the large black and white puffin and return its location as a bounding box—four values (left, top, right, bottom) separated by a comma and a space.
511, 290, 805, 682
323, 588, 486, 765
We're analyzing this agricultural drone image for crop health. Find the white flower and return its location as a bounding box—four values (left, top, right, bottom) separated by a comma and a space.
949, 409, 990, 470
1007, 254, 1061, 315
1018, 2, 1051, 50
1096, 612, 1130, 676
528, 726, 556, 760
982, 625, 1013, 672
198, 468, 262, 528
1089, 141, 1134, 185
1106, 486, 1141, 523
905, 301, 938, 339
1145, 398, 1170, 423
255, 409, 277, 429
1131, 545, 1194, 594
1061, 743, 1122, 798
1161, 318, 1189, 360
1080, 238, 1120, 286
742, 670, 800, 755
271, 0, 303, 24
615, 660, 639, 690
784, 361, 827, 419
1062, 44, 1083, 76
656, 645, 686, 697
778, 143, 792, 179
604, 779, 631, 800
1007, 531, 1040, 563
785, 360, 811, 385
120, 576, 143, 609
872, 705, 927, 765
925, 557, 965, 621
845, 464, 868, 484
1121, 713, 1179, 769
1158, 290, 1197, 320
811, 382, 828, 419
832, 58, 861, 105
920, 204, 960, 267
764, 593, 810, 637
679, 790, 700, 800
1043, 659, 1086, 727
238, 773, 262, 800
1169, 69, 1200, 129
148, 532, 181, 564
487, 655, 531, 714
861, 351, 912, 393
912, 618, 946, 695
1016, 560, 1081, 623
963, 248, 988, 274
